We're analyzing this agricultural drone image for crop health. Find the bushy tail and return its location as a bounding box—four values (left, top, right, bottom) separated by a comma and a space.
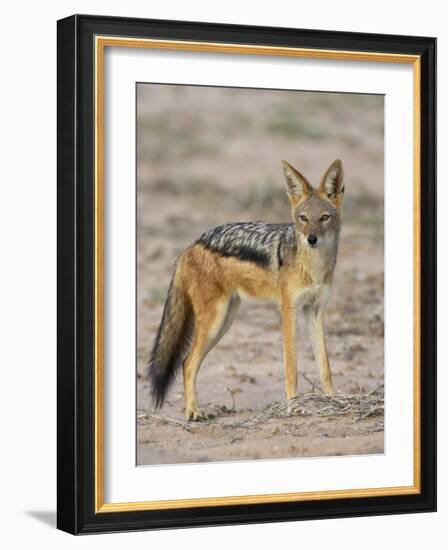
147, 275, 193, 409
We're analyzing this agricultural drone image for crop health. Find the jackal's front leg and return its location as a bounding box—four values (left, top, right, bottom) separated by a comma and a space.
281, 302, 298, 400
306, 306, 335, 395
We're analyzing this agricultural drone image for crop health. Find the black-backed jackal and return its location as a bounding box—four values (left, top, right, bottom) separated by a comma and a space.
147, 159, 345, 420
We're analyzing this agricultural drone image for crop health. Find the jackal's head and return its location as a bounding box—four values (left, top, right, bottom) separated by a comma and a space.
281, 159, 345, 249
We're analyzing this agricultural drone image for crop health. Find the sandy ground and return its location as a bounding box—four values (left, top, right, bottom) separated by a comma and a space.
136, 85, 384, 465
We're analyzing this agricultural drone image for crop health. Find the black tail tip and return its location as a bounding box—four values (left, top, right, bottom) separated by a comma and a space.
147, 363, 169, 410
151, 386, 165, 410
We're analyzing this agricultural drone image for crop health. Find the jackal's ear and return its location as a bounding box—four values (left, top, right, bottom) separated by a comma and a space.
320, 159, 345, 203
281, 160, 312, 207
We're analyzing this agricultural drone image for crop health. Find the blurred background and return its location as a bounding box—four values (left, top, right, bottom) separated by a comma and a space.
136, 84, 384, 465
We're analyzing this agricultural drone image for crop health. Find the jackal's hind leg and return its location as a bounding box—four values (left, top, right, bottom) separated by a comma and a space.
182, 340, 207, 421
183, 295, 239, 420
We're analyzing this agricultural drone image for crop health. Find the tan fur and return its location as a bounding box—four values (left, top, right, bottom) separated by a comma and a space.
155, 160, 345, 420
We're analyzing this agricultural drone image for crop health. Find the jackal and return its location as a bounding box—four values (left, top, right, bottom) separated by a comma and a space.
147, 159, 345, 420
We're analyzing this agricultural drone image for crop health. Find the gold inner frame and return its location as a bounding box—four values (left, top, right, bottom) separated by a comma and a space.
94, 36, 421, 514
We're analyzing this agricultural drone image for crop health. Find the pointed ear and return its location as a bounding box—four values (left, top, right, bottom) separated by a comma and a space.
281, 160, 312, 207
320, 159, 345, 203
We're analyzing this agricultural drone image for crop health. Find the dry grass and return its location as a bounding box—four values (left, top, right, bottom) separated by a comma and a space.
247, 386, 384, 424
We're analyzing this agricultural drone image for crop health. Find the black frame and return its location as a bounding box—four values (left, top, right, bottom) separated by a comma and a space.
57, 14, 436, 534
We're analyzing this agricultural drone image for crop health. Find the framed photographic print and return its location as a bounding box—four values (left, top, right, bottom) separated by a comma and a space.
57, 14, 436, 534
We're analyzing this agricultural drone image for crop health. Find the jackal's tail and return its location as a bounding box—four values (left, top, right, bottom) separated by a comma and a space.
147, 273, 193, 409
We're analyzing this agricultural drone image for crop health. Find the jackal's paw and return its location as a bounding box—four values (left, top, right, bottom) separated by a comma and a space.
186, 407, 208, 422
286, 397, 298, 416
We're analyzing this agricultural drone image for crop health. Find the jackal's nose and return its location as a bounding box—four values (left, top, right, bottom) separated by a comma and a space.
307, 235, 318, 246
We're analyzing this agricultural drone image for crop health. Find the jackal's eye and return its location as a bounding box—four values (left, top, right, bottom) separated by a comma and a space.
299, 214, 308, 223
320, 214, 330, 222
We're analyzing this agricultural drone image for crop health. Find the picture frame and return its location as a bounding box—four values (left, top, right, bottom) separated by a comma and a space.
57, 14, 436, 534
